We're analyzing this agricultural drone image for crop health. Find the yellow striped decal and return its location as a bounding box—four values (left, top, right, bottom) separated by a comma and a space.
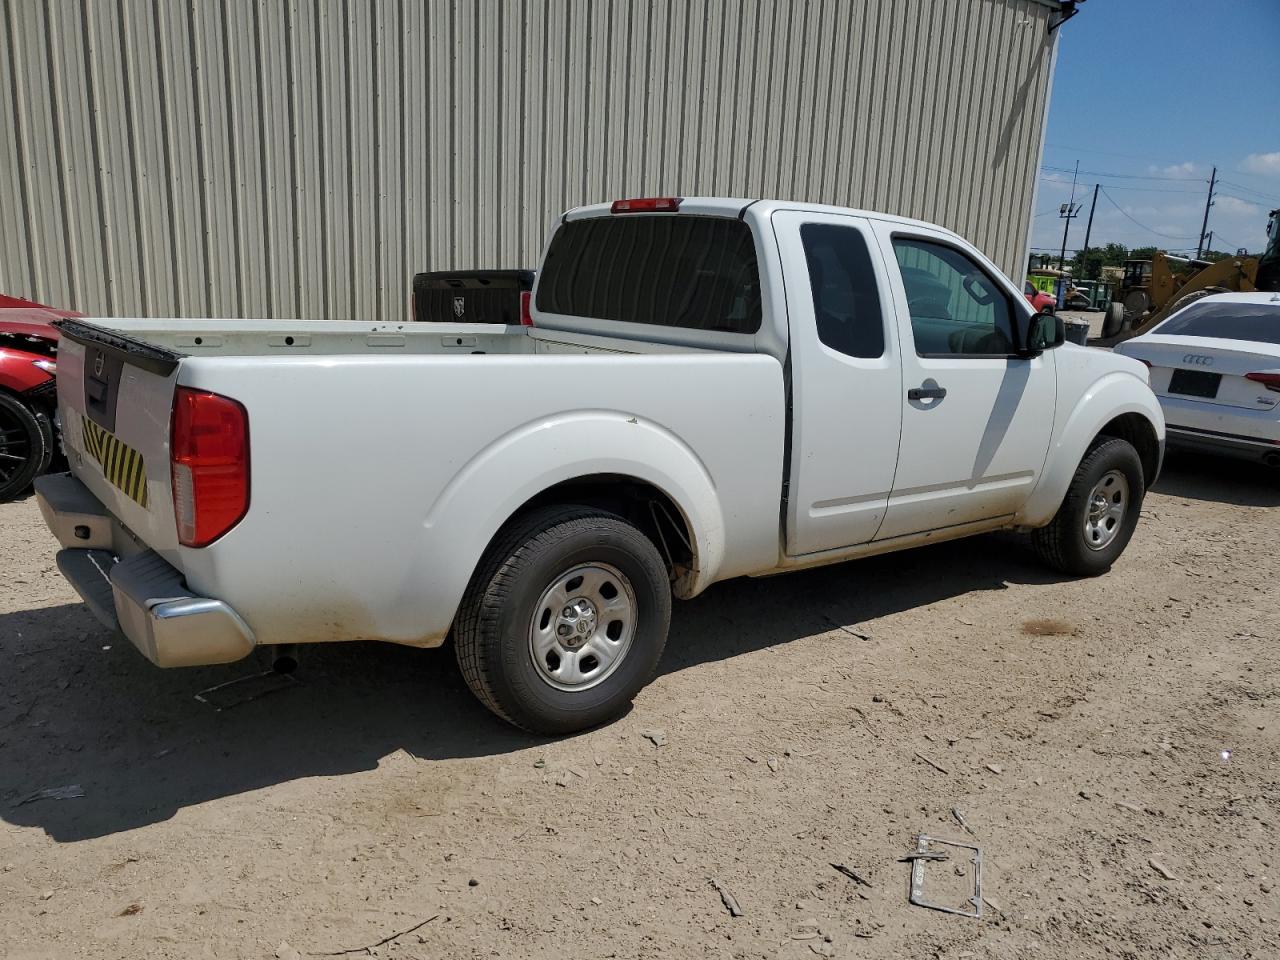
82, 415, 149, 508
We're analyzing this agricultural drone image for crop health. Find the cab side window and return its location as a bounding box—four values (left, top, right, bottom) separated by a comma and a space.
893, 238, 1015, 357
800, 223, 885, 359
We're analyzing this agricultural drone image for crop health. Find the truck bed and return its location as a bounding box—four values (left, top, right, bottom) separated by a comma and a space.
51, 317, 785, 652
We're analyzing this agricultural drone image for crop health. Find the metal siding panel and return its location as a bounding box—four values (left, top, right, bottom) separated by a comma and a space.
9, 0, 68, 305
15, 0, 1053, 318
122, 0, 179, 316
0, 2, 34, 298
427, 0, 452, 269
258, 0, 298, 320
88, 0, 149, 315
347, 1, 375, 319
287, 0, 326, 320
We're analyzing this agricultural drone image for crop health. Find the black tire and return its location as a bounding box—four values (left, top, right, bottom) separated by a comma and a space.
454, 505, 672, 735
1101, 302, 1126, 338
1032, 437, 1145, 577
0, 392, 48, 503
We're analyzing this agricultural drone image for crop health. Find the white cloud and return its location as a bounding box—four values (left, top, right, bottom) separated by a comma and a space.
1146, 162, 1199, 178
1241, 152, 1280, 176
1216, 195, 1260, 216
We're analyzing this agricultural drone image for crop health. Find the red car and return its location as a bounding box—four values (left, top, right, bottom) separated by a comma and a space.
0, 294, 79, 502
1024, 281, 1056, 314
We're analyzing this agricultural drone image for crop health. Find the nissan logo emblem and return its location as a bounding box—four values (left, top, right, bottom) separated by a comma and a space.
1182, 354, 1213, 366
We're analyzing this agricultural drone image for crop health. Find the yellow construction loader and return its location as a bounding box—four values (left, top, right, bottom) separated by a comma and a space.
1094, 251, 1261, 345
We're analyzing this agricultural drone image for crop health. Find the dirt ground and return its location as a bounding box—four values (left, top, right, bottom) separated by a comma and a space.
2, 452, 1278, 960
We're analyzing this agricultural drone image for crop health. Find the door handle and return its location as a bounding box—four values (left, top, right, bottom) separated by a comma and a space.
907, 384, 947, 401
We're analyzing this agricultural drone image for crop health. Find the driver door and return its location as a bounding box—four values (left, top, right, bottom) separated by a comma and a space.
873, 224, 1056, 541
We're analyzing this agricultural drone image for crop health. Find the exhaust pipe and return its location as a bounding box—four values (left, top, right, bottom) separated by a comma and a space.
270, 644, 299, 674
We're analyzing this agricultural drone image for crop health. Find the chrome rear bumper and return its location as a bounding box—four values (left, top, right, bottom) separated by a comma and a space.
35, 473, 256, 667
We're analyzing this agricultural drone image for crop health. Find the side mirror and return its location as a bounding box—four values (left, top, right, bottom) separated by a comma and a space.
1024, 310, 1065, 355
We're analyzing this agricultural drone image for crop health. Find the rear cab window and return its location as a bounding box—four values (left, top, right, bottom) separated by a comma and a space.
800, 223, 885, 359
535, 215, 762, 334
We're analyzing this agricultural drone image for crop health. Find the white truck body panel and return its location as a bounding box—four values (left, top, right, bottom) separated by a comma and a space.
42, 197, 1165, 665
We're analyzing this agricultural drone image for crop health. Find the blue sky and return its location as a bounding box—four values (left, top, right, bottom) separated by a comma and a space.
1029, 0, 1280, 257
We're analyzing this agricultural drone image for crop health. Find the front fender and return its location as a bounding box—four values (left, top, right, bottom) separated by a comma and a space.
1018, 371, 1165, 527
401, 410, 726, 641
0, 348, 54, 394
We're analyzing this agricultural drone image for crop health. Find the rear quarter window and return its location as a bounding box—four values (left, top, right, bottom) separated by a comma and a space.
535, 215, 762, 334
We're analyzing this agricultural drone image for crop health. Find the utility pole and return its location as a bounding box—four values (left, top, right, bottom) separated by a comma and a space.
1058, 161, 1081, 272
1203, 230, 1213, 255
1080, 183, 1100, 258
1196, 166, 1217, 260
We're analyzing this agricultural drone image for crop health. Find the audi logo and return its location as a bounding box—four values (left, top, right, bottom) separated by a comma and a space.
1182, 354, 1214, 366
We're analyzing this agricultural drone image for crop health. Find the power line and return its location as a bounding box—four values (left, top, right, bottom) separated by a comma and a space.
1038, 175, 1202, 195
1043, 142, 1198, 167
1098, 187, 1199, 241
1043, 163, 1205, 183
1218, 180, 1280, 204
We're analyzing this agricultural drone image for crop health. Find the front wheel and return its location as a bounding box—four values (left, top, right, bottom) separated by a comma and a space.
1032, 438, 1145, 576
454, 505, 672, 734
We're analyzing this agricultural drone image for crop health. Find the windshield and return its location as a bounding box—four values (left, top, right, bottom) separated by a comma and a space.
1155, 301, 1280, 345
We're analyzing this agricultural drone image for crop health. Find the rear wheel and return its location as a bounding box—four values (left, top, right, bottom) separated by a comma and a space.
1032, 438, 1145, 576
454, 505, 672, 734
0, 392, 48, 503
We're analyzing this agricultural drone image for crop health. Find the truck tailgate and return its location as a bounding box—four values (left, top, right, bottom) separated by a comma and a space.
54, 321, 183, 558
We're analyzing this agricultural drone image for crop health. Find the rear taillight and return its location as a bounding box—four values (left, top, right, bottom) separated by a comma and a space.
1246, 372, 1280, 393
610, 197, 682, 214
170, 387, 250, 547
520, 290, 533, 326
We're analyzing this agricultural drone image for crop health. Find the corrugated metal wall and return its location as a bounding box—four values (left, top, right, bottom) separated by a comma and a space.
0, 0, 1057, 322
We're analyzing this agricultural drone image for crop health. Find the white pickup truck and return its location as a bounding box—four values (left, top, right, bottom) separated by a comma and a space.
37, 197, 1164, 733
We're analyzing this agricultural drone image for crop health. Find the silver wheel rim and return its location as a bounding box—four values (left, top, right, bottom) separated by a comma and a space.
528, 562, 637, 692
1083, 469, 1129, 551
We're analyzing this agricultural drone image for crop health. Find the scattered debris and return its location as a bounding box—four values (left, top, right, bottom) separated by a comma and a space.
982, 895, 1003, 914
810, 942, 836, 957
590, 896, 601, 905
39, 889, 54, 901
275, 942, 302, 960
13, 784, 85, 807
194, 669, 298, 711
766, 757, 780, 773
1149, 858, 1178, 881
830, 862, 872, 887
622, 766, 634, 777
1021, 618, 1076, 637
790, 920, 820, 940
568, 766, 587, 780
913, 752, 950, 775
554, 770, 571, 787
310, 915, 438, 956
709, 877, 743, 917
984, 763, 1002, 775
902, 835, 982, 918
118, 902, 144, 917
468, 878, 479, 887
1115, 800, 1144, 814
823, 616, 871, 641
641, 729, 668, 747
532, 758, 546, 769
951, 807, 975, 836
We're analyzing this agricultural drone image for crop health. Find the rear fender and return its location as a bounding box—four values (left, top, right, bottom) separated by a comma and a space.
402, 410, 725, 641
1018, 371, 1164, 527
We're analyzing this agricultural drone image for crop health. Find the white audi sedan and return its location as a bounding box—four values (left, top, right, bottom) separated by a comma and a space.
1115, 292, 1280, 466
